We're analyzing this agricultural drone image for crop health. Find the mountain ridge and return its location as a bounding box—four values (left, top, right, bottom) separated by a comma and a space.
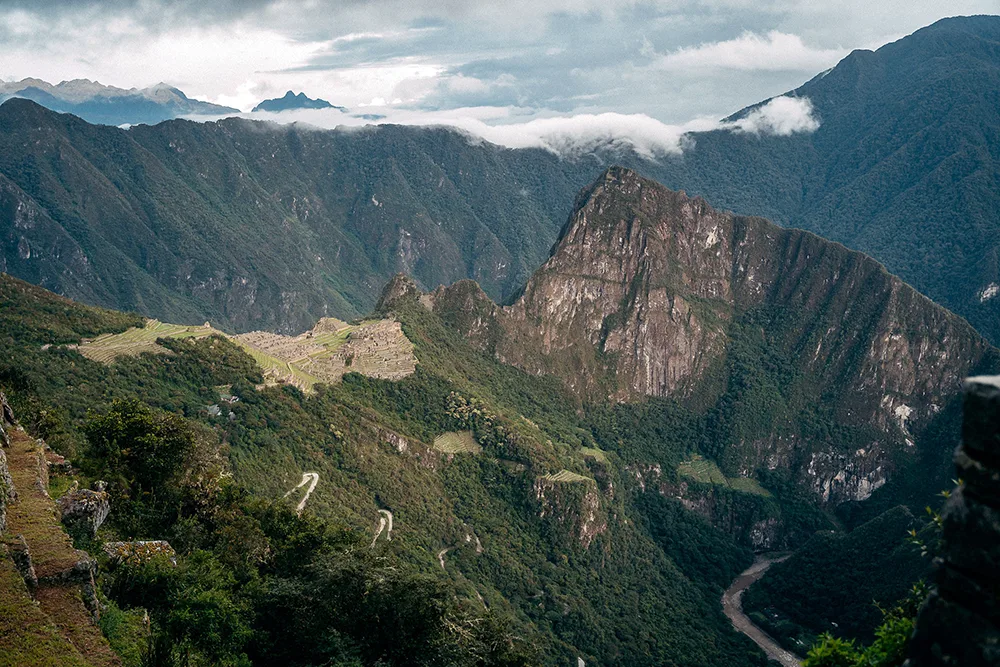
419, 167, 997, 506
252, 91, 344, 113
0, 77, 238, 126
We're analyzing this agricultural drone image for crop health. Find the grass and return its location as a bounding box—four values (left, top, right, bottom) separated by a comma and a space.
98, 602, 148, 667
76, 317, 416, 392
432, 431, 482, 454
2, 429, 121, 666
77, 320, 219, 363
579, 447, 609, 464
541, 470, 593, 483
677, 455, 728, 485
0, 550, 91, 667
48, 474, 76, 501
4, 431, 83, 578
677, 454, 771, 497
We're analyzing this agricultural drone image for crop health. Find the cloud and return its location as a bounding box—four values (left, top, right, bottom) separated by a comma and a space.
203, 94, 818, 159
654, 31, 846, 71
724, 95, 820, 135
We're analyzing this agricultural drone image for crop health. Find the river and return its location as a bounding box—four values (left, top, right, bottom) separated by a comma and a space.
721, 555, 803, 667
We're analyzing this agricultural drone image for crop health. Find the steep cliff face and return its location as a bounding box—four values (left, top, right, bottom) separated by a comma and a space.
431, 168, 997, 505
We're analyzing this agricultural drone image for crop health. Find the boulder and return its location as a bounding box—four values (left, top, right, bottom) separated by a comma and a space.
57, 482, 110, 538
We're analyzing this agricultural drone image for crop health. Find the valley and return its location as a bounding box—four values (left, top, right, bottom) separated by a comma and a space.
0, 11, 998, 667
722, 555, 801, 667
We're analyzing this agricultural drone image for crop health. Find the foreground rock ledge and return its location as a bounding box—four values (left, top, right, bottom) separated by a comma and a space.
906, 375, 1000, 666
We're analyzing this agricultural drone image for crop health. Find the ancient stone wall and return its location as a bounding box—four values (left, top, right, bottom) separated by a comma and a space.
906, 375, 1000, 666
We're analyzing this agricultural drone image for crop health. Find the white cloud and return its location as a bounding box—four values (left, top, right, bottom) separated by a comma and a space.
724, 95, 820, 135
655, 31, 846, 72
206, 97, 819, 159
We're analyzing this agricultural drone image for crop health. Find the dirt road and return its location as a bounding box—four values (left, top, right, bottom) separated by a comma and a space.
283, 472, 319, 513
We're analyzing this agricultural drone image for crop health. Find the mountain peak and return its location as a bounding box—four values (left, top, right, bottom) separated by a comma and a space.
252, 91, 342, 113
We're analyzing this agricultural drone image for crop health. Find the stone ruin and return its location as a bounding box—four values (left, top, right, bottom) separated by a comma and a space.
906, 375, 1000, 666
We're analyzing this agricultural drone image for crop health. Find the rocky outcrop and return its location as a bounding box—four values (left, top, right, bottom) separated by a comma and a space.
103, 540, 176, 566
440, 167, 990, 424
433, 168, 996, 505
906, 376, 1000, 666
58, 481, 110, 539
0, 392, 15, 535
0, 448, 13, 536
8, 534, 37, 591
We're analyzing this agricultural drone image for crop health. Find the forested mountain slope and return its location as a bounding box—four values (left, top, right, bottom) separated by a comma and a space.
0, 273, 771, 667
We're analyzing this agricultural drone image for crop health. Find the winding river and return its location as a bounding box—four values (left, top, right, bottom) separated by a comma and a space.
721, 555, 803, 667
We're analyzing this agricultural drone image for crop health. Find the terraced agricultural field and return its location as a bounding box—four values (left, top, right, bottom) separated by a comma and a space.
76, 320, 219, 362
579, 447, 609, 463
433, 431, 481, 454
75, 316, 416, 392
541, 470, 593, 484
677, 454, 771, 496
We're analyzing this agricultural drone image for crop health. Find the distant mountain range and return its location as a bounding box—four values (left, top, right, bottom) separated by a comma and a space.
0, 78, 238, 126
253, 90, 345, 113
0, 16, 998, 346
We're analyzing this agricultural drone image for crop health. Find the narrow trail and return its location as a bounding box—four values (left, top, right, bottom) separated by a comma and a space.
437, 547, 452, 570
721, 556, 802, 667
370, 509, 394, 548
283, 472, 319, 514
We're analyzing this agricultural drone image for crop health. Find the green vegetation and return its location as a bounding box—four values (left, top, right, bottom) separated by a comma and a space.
678, 454, 771, 496
76, 316, 412, 392
743, 507, 928, 653
433, 431, 481, 454
540, 470, 592, 484
802, 586, 927, 667
0, 275, 770, 666
0, 549, 92, 667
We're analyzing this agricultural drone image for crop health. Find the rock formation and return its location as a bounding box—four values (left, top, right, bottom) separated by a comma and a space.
423, 168, 997, 505
906, 376, 1000, 666
58, 481, 110, 538
103, 540, 177, 566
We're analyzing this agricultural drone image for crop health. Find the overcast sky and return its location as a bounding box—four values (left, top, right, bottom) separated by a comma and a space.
0, 0, 996, 133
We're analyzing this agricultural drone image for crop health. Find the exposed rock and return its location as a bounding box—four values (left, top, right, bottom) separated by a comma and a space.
377, 273, 423, 312
0, 447, 14, 535
0, 392, 12, 450
103, 540, 177, 566
0, 391, 14, 426
58, 482, 110, 538
435, 168, 994, 505
906, 375, 1000, 666
8, 534, 37, 591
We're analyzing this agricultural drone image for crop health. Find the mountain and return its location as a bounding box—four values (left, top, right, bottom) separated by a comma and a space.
0, 97, 599, 333
0, 78, 238, 125
425, 167, 997, 512
642, 15, 1000, 344
0, 270, 772, 667
2, 17, 1000, 345
252, 91, 344, 112
0, 167, 993, 665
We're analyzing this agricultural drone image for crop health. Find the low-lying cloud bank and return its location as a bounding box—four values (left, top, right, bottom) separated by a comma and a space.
195, 95, 821, 158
